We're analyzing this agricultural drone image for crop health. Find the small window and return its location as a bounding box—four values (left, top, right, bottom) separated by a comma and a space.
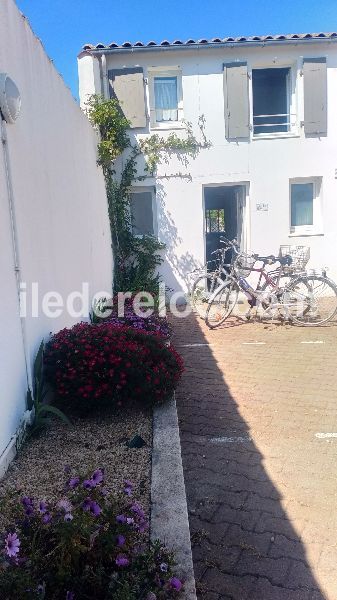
205, 209, 225, 233
291, 183, 313, 227
130, 191, 154, 236
252, 68, 290, 135
154, 76, 178, 122
289, 179, 322, 235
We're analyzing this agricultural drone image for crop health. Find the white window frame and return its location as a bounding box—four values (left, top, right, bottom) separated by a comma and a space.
289, 177, 323, 237
148, 67, 183, 130
251, 62, 298, 140
129, 186, 157, 238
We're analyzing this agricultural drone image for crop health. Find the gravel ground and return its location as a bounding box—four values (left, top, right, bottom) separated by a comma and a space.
0, 406, 152, 529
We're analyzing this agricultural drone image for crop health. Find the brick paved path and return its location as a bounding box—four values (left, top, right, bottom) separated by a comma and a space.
173, 314, 337, 600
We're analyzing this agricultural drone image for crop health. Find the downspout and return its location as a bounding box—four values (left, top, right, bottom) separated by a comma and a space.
101, 54, 109, 98
0, 117, 31, 398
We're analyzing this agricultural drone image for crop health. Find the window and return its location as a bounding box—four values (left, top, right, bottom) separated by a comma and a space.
148, 69, 183, 127
130, 190, 155, 236
205, 209, 225, 233
252, 68, 291, 135
290, 179, 322, 235
154, 76, 178, 122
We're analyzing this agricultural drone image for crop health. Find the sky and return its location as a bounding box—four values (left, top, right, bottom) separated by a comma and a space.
16, 0, 337, 101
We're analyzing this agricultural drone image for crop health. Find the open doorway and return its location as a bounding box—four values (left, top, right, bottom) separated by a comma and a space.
204, 184, 247, 263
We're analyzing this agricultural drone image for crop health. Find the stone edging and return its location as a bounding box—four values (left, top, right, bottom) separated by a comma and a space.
151, 395, 197, 599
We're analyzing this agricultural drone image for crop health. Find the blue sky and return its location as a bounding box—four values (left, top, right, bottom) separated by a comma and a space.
16, 0, 337, 101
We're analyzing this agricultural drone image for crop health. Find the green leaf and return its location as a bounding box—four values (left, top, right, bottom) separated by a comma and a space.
38, 404, 72, 426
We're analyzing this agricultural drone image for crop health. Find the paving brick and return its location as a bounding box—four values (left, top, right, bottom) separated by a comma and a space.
174, 314, 337, 599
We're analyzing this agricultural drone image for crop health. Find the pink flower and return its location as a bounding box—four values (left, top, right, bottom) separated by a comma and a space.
5, 532, 20, 558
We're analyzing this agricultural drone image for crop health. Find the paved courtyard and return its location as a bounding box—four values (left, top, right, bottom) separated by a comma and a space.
173, 313, 337, 600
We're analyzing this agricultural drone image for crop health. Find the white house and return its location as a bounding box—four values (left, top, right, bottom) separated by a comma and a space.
78, 33, 337, 293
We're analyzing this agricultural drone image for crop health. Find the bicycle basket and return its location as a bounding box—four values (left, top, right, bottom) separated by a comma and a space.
234, 252, 256, 277
279, 245, 310, 272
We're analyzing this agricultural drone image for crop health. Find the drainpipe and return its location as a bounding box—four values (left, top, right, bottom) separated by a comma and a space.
101, 54, 109, 98
0, 117, 31, 397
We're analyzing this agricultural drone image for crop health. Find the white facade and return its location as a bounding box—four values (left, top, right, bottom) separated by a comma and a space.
79, 38, 337, 293
0, 0, 112, 468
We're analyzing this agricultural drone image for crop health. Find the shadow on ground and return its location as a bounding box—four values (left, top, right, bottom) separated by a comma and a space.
173, 311, 326, 600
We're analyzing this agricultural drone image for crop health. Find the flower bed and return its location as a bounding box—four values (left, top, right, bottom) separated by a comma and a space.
0, 468, 182, 599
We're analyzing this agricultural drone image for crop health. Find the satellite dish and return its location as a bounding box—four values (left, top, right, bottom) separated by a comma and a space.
0, 73, 21, 123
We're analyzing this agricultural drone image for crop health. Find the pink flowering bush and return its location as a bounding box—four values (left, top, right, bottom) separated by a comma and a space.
0, 469, 182, 599
44, 323, 183, 413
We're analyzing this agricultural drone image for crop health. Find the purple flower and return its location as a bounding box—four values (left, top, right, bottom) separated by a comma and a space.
58, 499, 72, 513
116, 514, 127, 524
146, 594, 157, 600
116, 534, 126, 547
115, 554, 129, 567
126, 517, 134, 526
170, 577, 182, 591
66, 592, 74, 600
42, 513, 52, 524
82, 498, 92, 512
21, 496, 33, 508
64, 513, 73, 522
38, 501, 48, 514
160, 562, 168, 572
83, 479, 94, 490
89, 501, 102, 517
91, 469, 104, 485
25, 506, 34, 517
131, 502, 145, 519
5, 532, 20, 558
124, 479, 133, 496
64, 465, 71, 474
68, 477, 80, 489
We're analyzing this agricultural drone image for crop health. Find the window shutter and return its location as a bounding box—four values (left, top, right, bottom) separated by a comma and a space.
303, 58, 327, 135
108, 67, 147, 128
223, 62, 249, 139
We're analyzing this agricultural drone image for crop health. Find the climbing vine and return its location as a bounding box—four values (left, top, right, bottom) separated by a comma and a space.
87, 95, 210, 293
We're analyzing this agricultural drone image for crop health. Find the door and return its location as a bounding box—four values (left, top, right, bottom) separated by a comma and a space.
204, 185, 245, 264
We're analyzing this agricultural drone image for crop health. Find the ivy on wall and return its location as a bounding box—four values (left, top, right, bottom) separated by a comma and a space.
87, 95, 210, 293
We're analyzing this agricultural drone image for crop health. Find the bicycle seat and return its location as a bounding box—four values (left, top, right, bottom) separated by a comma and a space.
256, 255, 277, 264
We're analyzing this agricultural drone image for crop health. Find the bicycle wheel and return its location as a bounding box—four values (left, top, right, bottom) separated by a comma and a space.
191, 273, 224, 319
205, 280, 239, 328
282, 275, 337, 326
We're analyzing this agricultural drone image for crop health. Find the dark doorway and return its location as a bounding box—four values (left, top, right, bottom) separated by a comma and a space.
204, 185, 244, 263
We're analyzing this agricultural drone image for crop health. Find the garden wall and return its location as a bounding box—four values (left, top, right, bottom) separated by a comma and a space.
0, 0, 112, 465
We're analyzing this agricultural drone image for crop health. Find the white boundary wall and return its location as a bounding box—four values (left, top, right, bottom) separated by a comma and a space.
0, 0, 112, 463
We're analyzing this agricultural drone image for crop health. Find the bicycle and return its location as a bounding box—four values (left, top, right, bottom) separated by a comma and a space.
205, 248, 337, 328
190, 236, 238, 319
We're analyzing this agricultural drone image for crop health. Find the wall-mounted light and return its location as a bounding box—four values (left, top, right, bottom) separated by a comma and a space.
0, 73, 21, 123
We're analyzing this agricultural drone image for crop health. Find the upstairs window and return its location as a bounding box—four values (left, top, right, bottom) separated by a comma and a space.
154, 76, 178, 122
149, 69, 183, 128
252, 68, 291, 135
130, 190, 155, 236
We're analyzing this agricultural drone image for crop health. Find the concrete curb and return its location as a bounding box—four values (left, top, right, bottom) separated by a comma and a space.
151, 395, 197, 599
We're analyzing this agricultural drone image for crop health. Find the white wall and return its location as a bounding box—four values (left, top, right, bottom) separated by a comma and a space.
0, 0, 112, 460
79, 41, 337, 292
